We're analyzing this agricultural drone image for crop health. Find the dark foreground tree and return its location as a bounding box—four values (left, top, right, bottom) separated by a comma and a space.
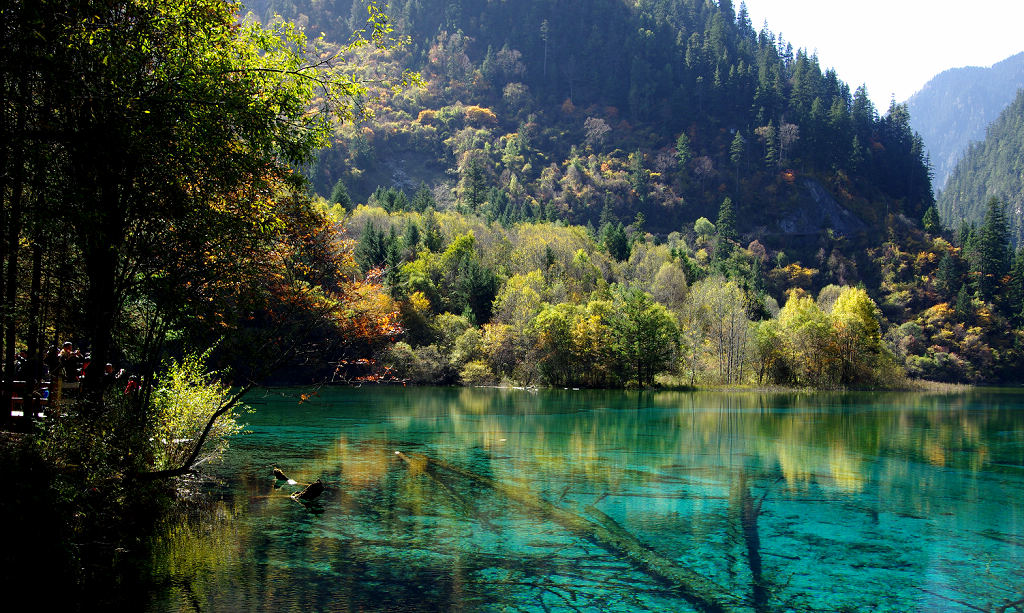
0, 0, 417, 517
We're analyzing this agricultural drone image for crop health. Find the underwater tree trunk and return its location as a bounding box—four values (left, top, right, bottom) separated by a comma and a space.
399, 451, 732, 613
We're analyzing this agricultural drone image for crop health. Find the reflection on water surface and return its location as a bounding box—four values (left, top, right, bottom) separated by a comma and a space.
145, 387, 1024, 612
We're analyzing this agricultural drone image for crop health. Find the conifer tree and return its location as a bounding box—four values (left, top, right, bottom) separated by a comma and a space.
922, 206, 941, 234
730, 132, 745, 190
955, 284, 973, 322
628, 150, 650, 204
676, 133, 693, 173
330, 179, 354, 210
935, 251, 965, 299
601, 222, 629, 261
1008, 248, 1024, 325
460, 158, 488, 212
976, 197, 1011, 303
717, 197, 737, 242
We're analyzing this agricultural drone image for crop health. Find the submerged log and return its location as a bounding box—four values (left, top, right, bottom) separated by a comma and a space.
732, 470, 769, 612
292, 478, 325, 501
397, 451, 733, 613
396, 451, 501, 533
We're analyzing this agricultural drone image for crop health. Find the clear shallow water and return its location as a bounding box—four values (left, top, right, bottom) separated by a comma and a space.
145, 387, 1024, 612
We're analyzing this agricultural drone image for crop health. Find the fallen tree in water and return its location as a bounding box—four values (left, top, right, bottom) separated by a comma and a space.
396, 451, 735, 613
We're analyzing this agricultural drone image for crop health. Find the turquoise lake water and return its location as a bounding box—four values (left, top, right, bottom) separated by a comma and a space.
143, 387, 1024, 612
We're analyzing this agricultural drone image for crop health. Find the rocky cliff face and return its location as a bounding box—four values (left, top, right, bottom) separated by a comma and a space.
776, 179, 866, 238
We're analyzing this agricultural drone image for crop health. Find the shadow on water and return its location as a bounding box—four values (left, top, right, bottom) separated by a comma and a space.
126, 387, 1024, 612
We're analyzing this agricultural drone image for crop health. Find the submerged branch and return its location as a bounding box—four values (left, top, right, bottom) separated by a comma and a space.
397, 451, 732, 613
396, 451, 501, 533
735, 471, 768, 612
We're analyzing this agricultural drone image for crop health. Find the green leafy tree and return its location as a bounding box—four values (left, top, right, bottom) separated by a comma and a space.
26, 0, 416, 407
531, 303, 581, 387
611, 288, 680, 387
830, 287, 884, 385
694, 217, 716, 242
149, 351, 248, 472
777, 292, 834, 387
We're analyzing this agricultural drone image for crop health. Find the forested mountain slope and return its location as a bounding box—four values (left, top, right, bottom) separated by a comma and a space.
938, 89, 1024, 246
235, 0, 1024, 387
246, 0, 933, 246
906, 52, 1024, 192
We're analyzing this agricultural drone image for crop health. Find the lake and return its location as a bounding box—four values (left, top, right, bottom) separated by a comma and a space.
140, 387, 1024, 612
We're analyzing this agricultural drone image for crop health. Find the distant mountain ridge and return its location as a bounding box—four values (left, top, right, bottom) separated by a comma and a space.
906, 52, 1024, 192
937, 88, 1024, 245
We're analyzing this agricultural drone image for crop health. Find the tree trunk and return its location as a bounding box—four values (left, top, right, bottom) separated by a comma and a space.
4, 148, 22, 413
81, 235, 119, 407
26, 242, 41, 416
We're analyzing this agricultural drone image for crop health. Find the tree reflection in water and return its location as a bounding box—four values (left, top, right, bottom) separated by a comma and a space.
142, 387, 1024, 612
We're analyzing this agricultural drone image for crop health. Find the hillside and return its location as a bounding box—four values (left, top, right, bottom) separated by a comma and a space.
247, 0, 933, 246
236, 1, 1024, 387
906, 52, 1024, 192
938, 88, 1024, 245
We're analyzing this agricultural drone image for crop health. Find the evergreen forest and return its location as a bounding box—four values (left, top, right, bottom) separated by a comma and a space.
938, 88, 1024, 247
907, 51, 1024, 192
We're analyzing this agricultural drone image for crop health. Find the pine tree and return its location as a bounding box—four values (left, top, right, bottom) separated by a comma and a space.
355, 223, 385, 273
628, 149, 649, 204
329, 179, 354, 210
601, 222, 629, 261
729, 132, 745, 190
922, 206, 941, 234
402, 218, 421, 251
410, 183, 435, 212
423, 210, 443, 252
1008, 248, 1024, 325
935, 251, 965, 299
976, 197, 1011, 303
460, 158, 488, 212
676, 133, 693, 173
955, 284, 973, 322
717, 197, 737, 242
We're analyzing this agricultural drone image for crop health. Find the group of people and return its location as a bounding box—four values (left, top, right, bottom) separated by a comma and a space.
11, 341, 140, 395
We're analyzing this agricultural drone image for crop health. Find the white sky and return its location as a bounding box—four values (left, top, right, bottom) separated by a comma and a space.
742, 0, 1024, 108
